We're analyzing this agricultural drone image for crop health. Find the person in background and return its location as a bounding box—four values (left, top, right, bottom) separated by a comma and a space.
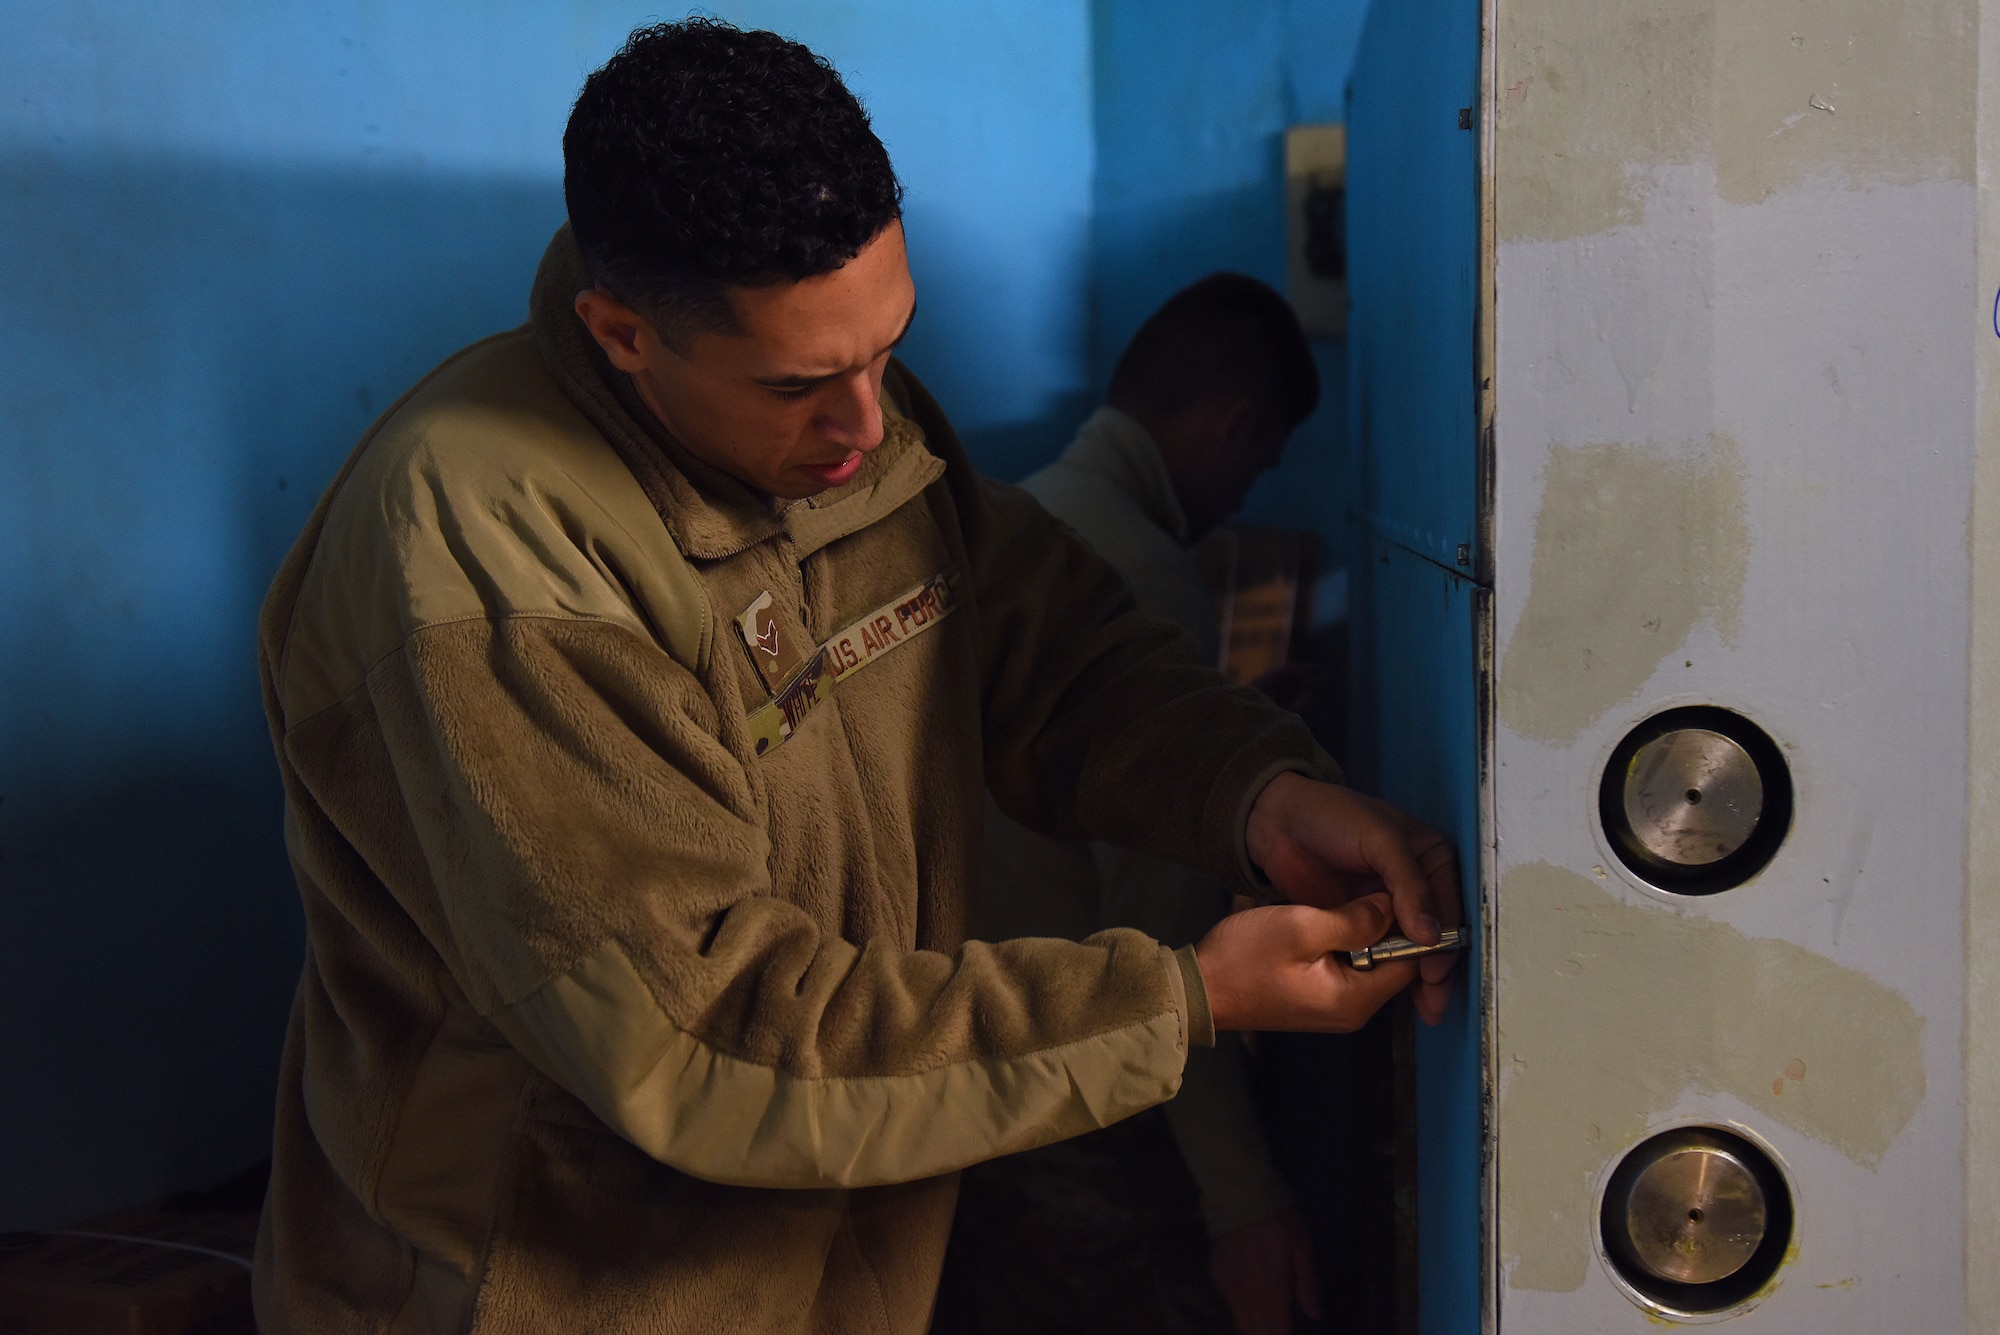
942, 276, 1326, 1335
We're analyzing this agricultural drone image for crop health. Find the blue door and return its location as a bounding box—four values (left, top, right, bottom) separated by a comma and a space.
1346, 1, 1485, 1330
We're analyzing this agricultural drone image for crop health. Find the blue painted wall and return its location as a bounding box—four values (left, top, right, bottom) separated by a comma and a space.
1087, 0, 1369, 550
0, 0, 1376, 1232
0, 0, 1094, 1230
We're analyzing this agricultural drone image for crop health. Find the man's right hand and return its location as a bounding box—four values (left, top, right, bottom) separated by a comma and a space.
1243, 774, 1461, 1024
1193, 892, 1416, 1032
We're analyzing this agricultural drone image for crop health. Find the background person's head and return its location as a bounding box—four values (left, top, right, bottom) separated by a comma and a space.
564, 19, 913, 498
1107, 273, 1319, 540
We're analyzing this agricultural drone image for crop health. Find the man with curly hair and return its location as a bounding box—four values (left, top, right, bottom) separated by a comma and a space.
253, 20, 1459, 1334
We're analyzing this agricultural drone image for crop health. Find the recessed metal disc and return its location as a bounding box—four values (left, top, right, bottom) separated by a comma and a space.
1621, 1141, 1768, 1286
1622, 729, 1764, 867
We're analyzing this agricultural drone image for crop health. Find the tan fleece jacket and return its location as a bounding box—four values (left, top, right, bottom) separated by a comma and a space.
984, 407, 1302, 1236
251, 226, 1327, 1335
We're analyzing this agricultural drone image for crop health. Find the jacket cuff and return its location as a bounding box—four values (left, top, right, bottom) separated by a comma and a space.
1171, 944, 1216, 1048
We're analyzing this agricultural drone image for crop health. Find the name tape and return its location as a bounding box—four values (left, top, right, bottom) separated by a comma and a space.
746, 569, 958, 756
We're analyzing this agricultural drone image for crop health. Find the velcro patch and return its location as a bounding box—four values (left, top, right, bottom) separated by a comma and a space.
735, 589, 807, 690
746, 570, 958, 756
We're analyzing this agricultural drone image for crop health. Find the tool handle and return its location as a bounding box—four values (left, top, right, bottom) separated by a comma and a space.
1347, 927, 1465, 971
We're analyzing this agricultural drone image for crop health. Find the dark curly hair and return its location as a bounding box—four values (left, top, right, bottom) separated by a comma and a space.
1108, 274, 1320, 430
563, 19, 904, 347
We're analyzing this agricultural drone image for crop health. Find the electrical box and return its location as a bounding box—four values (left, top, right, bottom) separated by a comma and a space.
1285, 124, 1347, 337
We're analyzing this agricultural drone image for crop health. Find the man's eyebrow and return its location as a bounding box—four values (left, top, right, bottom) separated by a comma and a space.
888, 299, 918, 350
754, 301, 918, 389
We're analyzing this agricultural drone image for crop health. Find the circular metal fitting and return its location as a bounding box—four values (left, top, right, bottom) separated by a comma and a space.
1601, 1126, 1794, 1314
1623, 729, 1763, 867
1619, 1136, 1766, 1284
1599, 707, 1792, 893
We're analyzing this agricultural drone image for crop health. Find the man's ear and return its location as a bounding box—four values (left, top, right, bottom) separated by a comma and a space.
1213, 396, 1263, 459
573, 288, 654, 374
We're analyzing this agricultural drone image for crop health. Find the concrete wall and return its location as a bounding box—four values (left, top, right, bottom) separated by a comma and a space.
0, 0, 1094, 1230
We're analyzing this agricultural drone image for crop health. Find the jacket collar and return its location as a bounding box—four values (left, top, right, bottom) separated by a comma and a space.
1056, 407, 1190, 545
529, 225, 941, 564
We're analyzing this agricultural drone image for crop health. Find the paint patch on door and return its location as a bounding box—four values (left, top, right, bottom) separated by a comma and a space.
1498, 436, 1747, 746
1712, 0, 1973, 207
1496, 0, 1712, 243
1497, 862, 1926, 1292
1496, 0, 1973, 242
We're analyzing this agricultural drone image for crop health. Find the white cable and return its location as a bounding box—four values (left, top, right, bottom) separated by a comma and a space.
45, 1229, 254, 1273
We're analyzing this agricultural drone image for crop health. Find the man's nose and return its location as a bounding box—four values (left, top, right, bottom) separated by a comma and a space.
816, 372, 885, 453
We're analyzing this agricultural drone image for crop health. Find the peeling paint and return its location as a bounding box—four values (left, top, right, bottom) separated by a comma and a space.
1497, 0, 1974, 242
1498, 863, 1926, 1293
1497, 436, 1747, 746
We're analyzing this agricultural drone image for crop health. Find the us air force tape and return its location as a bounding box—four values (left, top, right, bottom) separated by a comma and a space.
745, 569, 958, 756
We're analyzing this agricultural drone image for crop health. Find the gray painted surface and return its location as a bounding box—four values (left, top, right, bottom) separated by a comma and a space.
1491, 2, 1977, 1328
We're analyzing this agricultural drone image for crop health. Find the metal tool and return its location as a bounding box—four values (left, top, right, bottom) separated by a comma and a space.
1346, 927, 1464, 971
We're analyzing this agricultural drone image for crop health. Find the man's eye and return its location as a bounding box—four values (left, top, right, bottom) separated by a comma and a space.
771, 385, 815, 402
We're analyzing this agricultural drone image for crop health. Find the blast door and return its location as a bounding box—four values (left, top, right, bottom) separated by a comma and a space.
1347, 0, 1993, 1329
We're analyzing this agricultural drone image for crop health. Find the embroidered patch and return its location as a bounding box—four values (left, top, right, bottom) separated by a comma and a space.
746, 570, 958, 756
735, 590, 806, 690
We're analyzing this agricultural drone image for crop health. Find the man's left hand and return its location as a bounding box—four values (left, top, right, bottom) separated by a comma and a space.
1244, 772, 1462, 1024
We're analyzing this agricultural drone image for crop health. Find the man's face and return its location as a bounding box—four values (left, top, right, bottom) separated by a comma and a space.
1213, 415, 1291, 525
1177, 404, 1293, 541
576, 221, 918, 499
